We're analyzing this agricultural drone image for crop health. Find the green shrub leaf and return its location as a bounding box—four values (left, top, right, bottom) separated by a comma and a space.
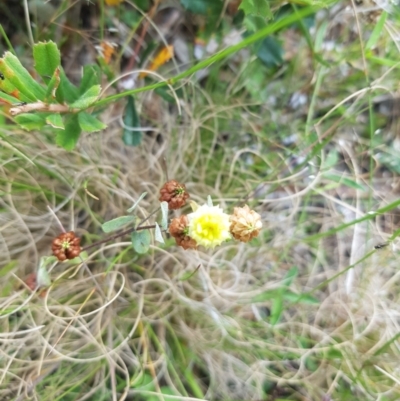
79, 65, 102, 95
33, 41, 61, 78
78, 112, 106, 132
45, 67, 61, 100
0, 90, 21, 104
46, 113, 64, 129
0, 52, 46, 101
70, 85, 101, 109
55, 114, 81, 150
15, 113, 47, 130
239, 0, 271, 19
56, 69, 80, 103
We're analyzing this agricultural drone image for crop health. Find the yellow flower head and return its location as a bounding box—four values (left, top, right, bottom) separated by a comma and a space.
188, 203, 231, 249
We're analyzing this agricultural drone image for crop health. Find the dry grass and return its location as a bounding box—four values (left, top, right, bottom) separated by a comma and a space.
2, 1, 400, 401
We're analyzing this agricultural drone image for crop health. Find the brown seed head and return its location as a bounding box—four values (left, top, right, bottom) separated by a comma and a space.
169, 215, 197, 250
52, 231, 81, 261
159, 180, 189, 210
230, 205, 262, 242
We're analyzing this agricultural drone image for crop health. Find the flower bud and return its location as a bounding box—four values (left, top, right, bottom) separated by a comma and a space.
52, 231, 81, 261
169, 215, 197, 250
159, 180, 189, 210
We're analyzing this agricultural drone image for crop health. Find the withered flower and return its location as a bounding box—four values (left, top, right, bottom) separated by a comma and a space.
169, 215, 197, 250
230, 205, 262, 243
52, 231, 81, 261
159, 180, 189, 210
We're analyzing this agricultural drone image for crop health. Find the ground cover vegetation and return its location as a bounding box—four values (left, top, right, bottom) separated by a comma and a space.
1, 0, 400, 400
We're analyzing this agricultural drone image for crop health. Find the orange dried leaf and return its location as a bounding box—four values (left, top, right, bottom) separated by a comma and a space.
98, 41, 117, 64
139, 45, 174, 79
105, 0, 124, 5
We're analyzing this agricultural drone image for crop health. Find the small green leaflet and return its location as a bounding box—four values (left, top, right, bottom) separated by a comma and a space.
102, 215, 136, 233
0, 260, 17, 277
324, 173, 366, 191
46, 113, 64, 129
15, 113, 47, 130
70, 85, 101, 109
127, 192, 147, 213
78, 112, 106, 133
239, 0, 271, 19
55, 114, 81, 151
131, 230, 151, 254
160, 201, 168, 230
37, 255, 57, 287
154, 222, 164, 244
33, 41, 61, 78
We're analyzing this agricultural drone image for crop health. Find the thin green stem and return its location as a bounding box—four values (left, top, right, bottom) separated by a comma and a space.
304, 197, 400, 242
94, 6, 318, 108
0, 24, 16, 54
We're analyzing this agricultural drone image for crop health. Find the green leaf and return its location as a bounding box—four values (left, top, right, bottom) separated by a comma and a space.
122, 95, 142, 146
46, 113, 64, 129
56, 68, 79, 103
239, 0, 271, 19
180, 0, 223, 15
154, 86, 182, 103
78, 112, 106, 132
0, 52, 46, 101
55, 114, 81, 151
33, 41, 61, 78
284, 291, 319, 304
270, 296, 283, 325
127, 192, 147, 213
0, 260, 17, 277
37, 261, 51, 287
154, 222, 164, 243
79, 65, 102, 95
102, 215, 136, 233
37, 256, 57, 286
70, 85, 101, 109
282, 266, 298, 286
324, 149, 339, 169
255, 36, 283, 67
15, 113, 47, 130
366, 12, 387, 50
0, 90, 20, 104
243, 15, 268, 31
160, 201, 168, 230
45, 67, 61, 100
131, 230, 151, 254
324, 173, 366, 191
252, 289, 281, 302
